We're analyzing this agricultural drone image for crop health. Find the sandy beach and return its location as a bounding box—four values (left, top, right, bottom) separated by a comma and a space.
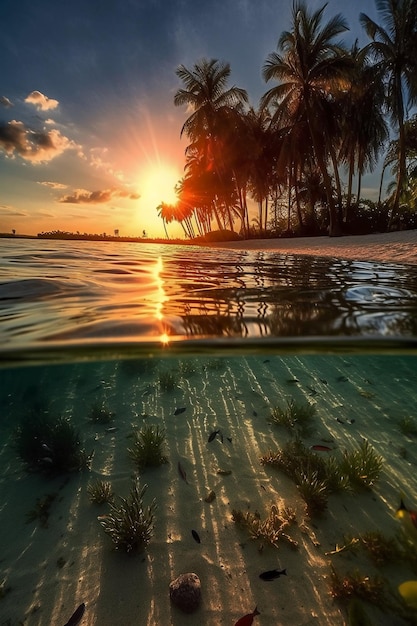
211, 229, 417, 266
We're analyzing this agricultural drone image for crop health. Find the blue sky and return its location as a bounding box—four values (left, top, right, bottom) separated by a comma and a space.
0, 0, 381, 237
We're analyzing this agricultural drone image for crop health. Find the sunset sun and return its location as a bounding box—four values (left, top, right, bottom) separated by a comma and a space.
139, 163, 181, 210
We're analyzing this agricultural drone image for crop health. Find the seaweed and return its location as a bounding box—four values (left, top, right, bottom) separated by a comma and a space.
329, 565, 386, 604
14, 412, 86, 473
99, 479, 156, 553
296, 468, 328, 517
127, 424, 168, 470
157, 369, 177, 392
360, 531, 401, 567
88, 402, 115, 424
231, 504, 298, 549
398, 416, 417, 437
26, 493, 57, 528
269, 398, 316, 437
339, 440, 382, 491
87, 479, 114, 504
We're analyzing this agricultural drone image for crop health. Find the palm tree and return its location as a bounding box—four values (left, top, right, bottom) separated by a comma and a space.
174, 58, 248, 232
338, 41, 388, 223
360, 0, 417, 226
261, 1, 353, 236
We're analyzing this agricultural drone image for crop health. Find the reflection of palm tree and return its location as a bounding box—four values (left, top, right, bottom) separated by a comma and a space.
360, 0, 417, 226
261, 1, 352, 236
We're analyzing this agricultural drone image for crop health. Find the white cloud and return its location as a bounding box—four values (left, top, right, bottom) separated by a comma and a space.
25, 90, 59, 111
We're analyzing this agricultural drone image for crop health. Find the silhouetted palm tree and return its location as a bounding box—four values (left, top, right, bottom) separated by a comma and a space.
338, 41, 388, 223
174, 58, 248, 232
261, 1, 353, 236
360, 0, 417, 225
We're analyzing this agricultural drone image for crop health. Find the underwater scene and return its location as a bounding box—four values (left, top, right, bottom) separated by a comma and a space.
1, 239, 417, 625
1, 353, 417, 625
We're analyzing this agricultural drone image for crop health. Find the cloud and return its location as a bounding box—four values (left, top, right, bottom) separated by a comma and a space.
89, 147, 125, 181
25, 90, 59, 111
38, 181, 68, 189
59, 187, 140, 204
0, 204, 28, 217
0, 96, 13, 108
0, 119, 80, 163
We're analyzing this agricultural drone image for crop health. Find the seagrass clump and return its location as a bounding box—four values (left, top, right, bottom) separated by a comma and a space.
360, 530, 401, 567
88, 402, 115, 424
158, 369, 177, 392
296, 468, 328, 517
87, 479, 114, 505
339, 439, 383, 490
14, 412, 84, 473
231, 504, 298, 549
398, 416, 417, 437
128, 424, 168, 470
269, 399, 316, 436
99, 480, 156, 553
260, 438, 326, 479
329, 565, 386, 604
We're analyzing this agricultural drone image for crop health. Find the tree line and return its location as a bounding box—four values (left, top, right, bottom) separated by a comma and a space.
157, 0, 417, 239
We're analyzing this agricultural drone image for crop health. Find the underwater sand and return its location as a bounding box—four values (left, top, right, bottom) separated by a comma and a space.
1, 353, 417, 625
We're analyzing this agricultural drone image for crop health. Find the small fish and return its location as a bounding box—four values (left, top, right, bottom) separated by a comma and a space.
178, 461, 188, 483
217, 468, 232, 476
235, 606, 260, 626
174, 407, 186, 415
311, 444, 333, 452
336, 375, 348, 382
259, 568, 287, 581
41, 443, 53, 453
191, 529, 201, 543
252, 409, 258, 417
63, 602, 85, 626
226, 437, 232, 443
286, 378, 299, 384
208, 429, 220, 442
263, 359, 270, 363
320, 378, 328, 384
105, 426, 118, 433
307, 386, 318, 396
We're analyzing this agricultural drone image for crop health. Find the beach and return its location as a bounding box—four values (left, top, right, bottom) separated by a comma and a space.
211, 229, 417, 266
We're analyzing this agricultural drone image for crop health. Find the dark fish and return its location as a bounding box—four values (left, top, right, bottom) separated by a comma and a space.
252, 410, 258, 417
208, 429, 220, 442
226, 437, 232, 443
307, 386, 318, 396
178, 461, 188, 483
286, 378, 299, 384
336, 375, 348, 382
320, 378, 328, 384
63, 602, 85, 626
259, 568, 287, 581
174, 407, 186, 415
263, 359, 270, 363
311, 444, 333, 452
191, 529, 201, 543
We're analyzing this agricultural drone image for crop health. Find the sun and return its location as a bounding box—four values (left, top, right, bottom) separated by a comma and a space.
139, 162, 181, 210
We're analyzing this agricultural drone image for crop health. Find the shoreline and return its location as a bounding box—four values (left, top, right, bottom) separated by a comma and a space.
208, 230, 417, 266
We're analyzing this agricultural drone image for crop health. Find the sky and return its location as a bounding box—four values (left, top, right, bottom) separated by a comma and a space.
0, 0, 381, 239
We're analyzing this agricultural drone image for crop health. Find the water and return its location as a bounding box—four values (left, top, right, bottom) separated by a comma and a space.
1, 238, 417, 625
